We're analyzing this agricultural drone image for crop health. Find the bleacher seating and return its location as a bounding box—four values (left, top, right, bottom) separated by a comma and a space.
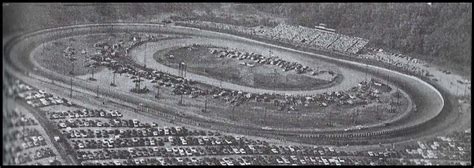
177, 21, 369, 55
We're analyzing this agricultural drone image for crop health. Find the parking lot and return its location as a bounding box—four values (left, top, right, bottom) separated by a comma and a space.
4, 73, 471, 166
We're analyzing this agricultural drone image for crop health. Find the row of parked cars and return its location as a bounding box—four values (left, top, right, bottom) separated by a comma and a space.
207, 78, 386, 113
10, 78, 73, 108
17, 89, 72, 108
80, 156, 238, 166
77, 151, 358, 166
4, 110, 38, 128
3, 85, 63, 165
400, 130, 471, 161
209, 47, 335, 78
25, 96, 71, 108
8, 79, 34, 95
71, 126, 470, 165
8, 147, 57, 165
60, 125, 191, 139
4, 128, 41, 143
48, 109, 122, 120
54, 118, 161, 128
43, 104, 372, 165
31, 148, 56, 161
21, 135, 47, 150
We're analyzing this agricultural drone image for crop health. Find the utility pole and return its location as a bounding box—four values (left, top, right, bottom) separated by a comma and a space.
69, 76, 73, 98
178, 62, 182, 77
390, 95, 394, 113
387, 71, 390, 87
376, 104, 381, 120
111, 71, 116, 87
464, 84, 468, 97
203, 96, 208, 112
89, 66, 95, 81
396, 85, 401, 111
155, 85, 160, 99
179, 94, 183, 105
179, 62, 186, 78
42, 39, 45, 57
376, 102, 379, 117
352, 109, 357, 124
263, 107, 267, 123
357, 109, 360, 125
137, 74, 141, 91
374, 67, 378, 78
365, 62, 368, 82
184, 63, 187, 78
232, 105, 236, 121
273, 69, 278, 90
181, 62, 184, 77
71, 61, 75, 75
96, 85, 99, 98
144, 42, 147, 69
456, 84, 459, 96
328, 109, 332, 126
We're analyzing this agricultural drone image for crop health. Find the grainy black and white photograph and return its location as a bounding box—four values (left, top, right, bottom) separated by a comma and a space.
2, 2, 471, 166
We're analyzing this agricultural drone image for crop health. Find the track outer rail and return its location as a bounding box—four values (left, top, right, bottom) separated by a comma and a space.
3, 23, 445, 141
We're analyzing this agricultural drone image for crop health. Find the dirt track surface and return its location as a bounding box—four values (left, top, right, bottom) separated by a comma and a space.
4, 23, 463, 146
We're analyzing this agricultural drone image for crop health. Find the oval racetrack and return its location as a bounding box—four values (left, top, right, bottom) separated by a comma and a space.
4, 23, 456, 145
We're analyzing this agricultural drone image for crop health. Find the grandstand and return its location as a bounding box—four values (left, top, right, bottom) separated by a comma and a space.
177, 21, 369, 55
253, 23, 369, 55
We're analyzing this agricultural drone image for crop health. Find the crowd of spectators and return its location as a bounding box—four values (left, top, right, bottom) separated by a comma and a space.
360, 48, 430, 78
176, 21, 369, 55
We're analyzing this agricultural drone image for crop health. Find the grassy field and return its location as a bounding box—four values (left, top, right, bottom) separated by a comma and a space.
33, 34, 110, 76
153, 45, 334, 91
